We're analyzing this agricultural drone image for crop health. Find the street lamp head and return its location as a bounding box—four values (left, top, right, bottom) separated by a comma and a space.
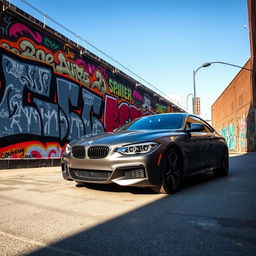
201, 62, 212, 68
192, 60, 252, 115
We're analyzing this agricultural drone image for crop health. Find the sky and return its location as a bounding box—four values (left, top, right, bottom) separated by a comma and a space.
11, 0, 250, 120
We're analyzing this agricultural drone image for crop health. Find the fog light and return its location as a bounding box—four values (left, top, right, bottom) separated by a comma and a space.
125, 168, 145, 179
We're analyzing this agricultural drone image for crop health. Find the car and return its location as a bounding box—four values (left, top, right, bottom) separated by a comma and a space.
61, 113, 229, 194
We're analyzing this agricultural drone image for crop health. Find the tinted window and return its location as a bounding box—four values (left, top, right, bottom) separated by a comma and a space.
118, 114, 184, 131
186, 116, 214, 133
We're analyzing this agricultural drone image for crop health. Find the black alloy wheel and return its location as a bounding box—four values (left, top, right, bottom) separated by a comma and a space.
152, 148, 183, 194
214, 149, 229, 177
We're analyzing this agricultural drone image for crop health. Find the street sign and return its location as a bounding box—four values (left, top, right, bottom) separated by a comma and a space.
193, 97, 201, 115
195, 97, 200, 115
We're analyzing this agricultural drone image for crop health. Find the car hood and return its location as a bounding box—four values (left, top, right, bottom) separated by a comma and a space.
70, 129, 182, 147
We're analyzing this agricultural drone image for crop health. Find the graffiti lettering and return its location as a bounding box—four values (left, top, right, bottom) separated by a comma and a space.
239, 118, 247, 150
247, 110, 256, 151
156, 103, 167, 113
133, 90, 144, 104
0, 148, 24, 159
119, 102, 130, 127
76, 59, 108, 79
0, 53, 103, 145
142, 95, 152, 111
104, 95, 150, 132
18, 39, 54, 64
0, 13, 13, 35
34, 99, 59, 137
109, 79, 132, 101
64, 44, 75, 59
9, 23, 42, 43
44, 38, 59, 51
1, 55, 45, 136
1, 40, 91, 87
81, 88, 104, 135
92, 70, 107, 94
220, 123, 236, 151
57, 78, 84, 141
55, 52, 90, 87
0, 141, 64, 159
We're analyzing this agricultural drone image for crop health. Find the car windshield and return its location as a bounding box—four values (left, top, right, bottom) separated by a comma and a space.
118, 114, 184, 131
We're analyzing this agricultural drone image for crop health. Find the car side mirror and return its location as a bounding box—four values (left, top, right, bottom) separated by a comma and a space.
187, 123, 205, 133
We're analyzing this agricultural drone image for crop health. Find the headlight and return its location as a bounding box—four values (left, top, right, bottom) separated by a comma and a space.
64, 144, 71, 154
117, 142, 159, 155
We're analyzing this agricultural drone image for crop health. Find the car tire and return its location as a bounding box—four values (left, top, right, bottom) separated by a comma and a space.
152, 148, 183, 194
213, 148, 229, 177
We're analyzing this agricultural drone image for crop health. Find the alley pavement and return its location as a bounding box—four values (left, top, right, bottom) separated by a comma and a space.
0, 153, 255, 256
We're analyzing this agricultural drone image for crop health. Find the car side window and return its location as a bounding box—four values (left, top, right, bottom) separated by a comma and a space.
186, 117, 198, 130
202, 124, 211, 133
201, 121, 214, 133
198, 118, 215, 133
186, 116, 212, 133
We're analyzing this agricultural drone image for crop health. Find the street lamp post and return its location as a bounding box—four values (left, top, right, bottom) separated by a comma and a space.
192, 61, 253, 115
193, 70, 196, 114
192, 63, 210, 114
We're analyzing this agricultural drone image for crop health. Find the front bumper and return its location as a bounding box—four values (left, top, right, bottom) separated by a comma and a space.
61, 148, 162, 186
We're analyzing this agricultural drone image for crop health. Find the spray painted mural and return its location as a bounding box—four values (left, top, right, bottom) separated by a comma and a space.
220, 109, 256, 152
0, 10, 174, 159
246, 109, 256, 151
220, 123, 237, 151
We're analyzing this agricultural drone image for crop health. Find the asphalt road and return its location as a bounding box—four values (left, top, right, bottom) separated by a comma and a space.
0, 153, 256, 256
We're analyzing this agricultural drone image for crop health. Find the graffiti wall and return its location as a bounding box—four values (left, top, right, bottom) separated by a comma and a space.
219, 108, 256, 152
246, 109, 256, 151
0, 9, 176, 160
220, 123, 237, 151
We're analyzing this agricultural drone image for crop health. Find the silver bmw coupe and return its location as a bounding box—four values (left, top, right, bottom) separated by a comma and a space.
61, 113, 229, 194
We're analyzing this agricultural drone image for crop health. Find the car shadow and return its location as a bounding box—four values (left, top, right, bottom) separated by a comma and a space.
75, 182, 155, 194
75, 171, 221, 195
25, 153, 256, 256
24, 155, 256, 256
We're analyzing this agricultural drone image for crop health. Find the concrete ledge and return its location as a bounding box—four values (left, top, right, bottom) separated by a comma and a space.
0, 158, 61, 169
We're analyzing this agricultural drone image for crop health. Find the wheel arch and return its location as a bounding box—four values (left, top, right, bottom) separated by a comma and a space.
160, 143, 185, 174
153, 142, 184, 194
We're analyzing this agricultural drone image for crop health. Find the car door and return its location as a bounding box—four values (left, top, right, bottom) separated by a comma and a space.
184, 116, 212, 173
201, 121, 222, 169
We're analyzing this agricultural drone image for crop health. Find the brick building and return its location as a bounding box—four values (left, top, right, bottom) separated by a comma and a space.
211, 0, 256, 152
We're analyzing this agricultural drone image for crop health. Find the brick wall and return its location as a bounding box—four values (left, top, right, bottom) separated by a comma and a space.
211, 60, 255, 152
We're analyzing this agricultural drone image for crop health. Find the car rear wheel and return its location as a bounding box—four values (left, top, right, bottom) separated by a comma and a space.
152, 148, 183, 194
214, 149, 229, 177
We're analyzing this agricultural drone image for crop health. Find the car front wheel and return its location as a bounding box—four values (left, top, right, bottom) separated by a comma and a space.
152, 148, 183, 194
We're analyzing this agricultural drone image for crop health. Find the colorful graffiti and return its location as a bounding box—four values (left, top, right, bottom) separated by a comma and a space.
220, 123, 236, 151
104, 95, 150, 131
0, 142, 63, 159
247, 110, 256, 151
219, 109, 256, 152
238, 118, 247, 151
0, 11, 172, 159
